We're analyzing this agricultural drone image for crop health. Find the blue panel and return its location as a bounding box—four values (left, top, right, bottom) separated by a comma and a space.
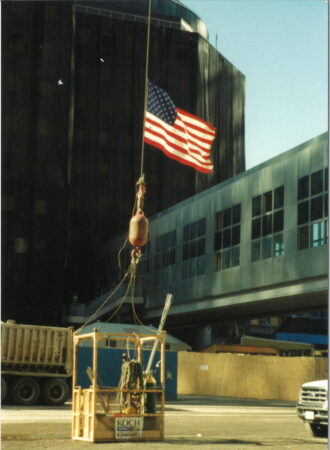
77, 347, 177, 400
276, 332, 328, 345
77, 346, 93, 388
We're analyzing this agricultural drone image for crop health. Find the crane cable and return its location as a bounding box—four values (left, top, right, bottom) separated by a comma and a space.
130, 268, 154, 331
118, 0, 152, 280
103, 254, 142, 326
122, 0, 153, 328
76, 270, 130, 333
77, 1, 154, 333
139, 0, 152, 179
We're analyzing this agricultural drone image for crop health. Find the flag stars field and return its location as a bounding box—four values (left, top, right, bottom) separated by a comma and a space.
145, 80, 216, 173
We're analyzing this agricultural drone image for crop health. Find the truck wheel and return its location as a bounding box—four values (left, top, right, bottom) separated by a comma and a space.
42, 378, 70, 406
309, 423, 328, 438
11, 377, 40, 406
1, 378, 8, 402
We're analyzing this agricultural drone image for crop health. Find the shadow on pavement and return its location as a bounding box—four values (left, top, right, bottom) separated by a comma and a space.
165, 437, 326, 446
165, 437, 262, 446
168, 395, 296, 408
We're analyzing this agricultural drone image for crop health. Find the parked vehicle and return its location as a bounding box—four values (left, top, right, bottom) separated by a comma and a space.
1, 320, 73, 406
296, 379, 328, 437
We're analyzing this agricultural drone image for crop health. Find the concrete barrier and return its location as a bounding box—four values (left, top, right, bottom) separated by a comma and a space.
178, 352, 328, 401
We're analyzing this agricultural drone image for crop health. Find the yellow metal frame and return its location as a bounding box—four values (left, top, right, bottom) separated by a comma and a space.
72, 330, 165, 443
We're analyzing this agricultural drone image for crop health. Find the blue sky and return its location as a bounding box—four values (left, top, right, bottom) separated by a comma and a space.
181, 0, 328, 169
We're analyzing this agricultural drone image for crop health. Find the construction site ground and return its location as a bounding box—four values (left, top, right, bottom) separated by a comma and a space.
1, 395, 327, 449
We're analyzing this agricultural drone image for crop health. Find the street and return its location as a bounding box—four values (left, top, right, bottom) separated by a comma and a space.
1, 395, 327, 449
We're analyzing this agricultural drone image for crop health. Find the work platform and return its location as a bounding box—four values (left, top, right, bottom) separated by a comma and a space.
72, 329, 165, 443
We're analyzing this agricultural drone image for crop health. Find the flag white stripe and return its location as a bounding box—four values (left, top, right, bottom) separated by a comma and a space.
146, 112, 213, 156
177, 109, 216, 135
145, 119, 212, 164
175, 115, 213, 153
177, 113, 216, 142
144, 129, 214, 171
146, 120, 210, 160
146, 111, 214, 148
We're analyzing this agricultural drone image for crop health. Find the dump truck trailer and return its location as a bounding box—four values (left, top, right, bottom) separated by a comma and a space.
1, 320, 73, 406
240, 335, 314, 356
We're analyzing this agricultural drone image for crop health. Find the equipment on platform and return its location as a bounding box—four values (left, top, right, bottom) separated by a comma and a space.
1, 320, 73, 406
145, 372, 157, 413
72, 329, 166, 443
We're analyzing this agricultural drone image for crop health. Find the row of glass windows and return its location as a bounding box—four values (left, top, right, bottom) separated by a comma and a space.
214, 204, 241, 271
298, 168, 328, 200
297, 168, 328, 250
182, 219, 206, 279
298, 220, 328, 249
139, 171, 328, 281
251, 210, 284, 239
252, 186, 284, 216
155, 230, 176, 269
252, 234, 284, 262
251, 186, 285, 262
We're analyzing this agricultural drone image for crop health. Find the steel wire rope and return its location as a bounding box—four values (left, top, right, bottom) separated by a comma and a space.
101, 270, 135, 326
98, 0, 153, 334
76, 270, 130, 333
116, 0, 152, 322
117, 0, 152, 271
139, 0, 152, 178
129, 261, 155, 333
130, 271, 138, 326
101, 254, 146, 327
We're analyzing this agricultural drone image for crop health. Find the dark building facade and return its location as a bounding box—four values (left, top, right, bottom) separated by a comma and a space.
2, 1, 245, 325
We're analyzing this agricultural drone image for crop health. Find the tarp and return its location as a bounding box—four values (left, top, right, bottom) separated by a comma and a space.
78, 321, 191, 351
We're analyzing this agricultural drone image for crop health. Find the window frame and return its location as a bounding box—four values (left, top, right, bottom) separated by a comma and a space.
297, 168, 328, 250
214, 204, 241, 271
251, 186, 285, 262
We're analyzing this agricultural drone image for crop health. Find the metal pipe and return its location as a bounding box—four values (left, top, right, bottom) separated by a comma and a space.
145, 293, 173, 374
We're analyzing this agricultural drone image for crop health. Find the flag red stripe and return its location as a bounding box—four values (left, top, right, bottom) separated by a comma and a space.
146, 112, 214, 154
146, 113, 214, 150
173, 120, 215, 146
144, 123, 214, 170
144, 136, 213, 173
176, 108, 216, 132
145, 124, 212, 164
144, 116, 214, 169
146, 115, 212, 159
145, 117, 212, 163
144, 101, 216, 173
176, 114, 216, 141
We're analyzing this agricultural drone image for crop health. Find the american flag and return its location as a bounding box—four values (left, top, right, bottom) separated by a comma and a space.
144, 81, 216, 173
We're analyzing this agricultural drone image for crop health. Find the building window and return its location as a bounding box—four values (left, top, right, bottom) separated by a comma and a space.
154, 231, 176, 285
297, 168, 328, 250
214, 204, 241, 271
182, 218, 205, 279
251, 186, 284, 261
156, 231, 176, 269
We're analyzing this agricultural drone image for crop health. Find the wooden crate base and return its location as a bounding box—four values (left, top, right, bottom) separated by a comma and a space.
72, 413, 164, 443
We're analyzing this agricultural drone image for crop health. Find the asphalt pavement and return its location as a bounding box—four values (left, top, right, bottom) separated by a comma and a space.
2, 395, 328, 449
